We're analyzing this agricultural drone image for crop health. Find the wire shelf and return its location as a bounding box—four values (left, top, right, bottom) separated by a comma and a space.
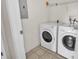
47, 0, 78, 7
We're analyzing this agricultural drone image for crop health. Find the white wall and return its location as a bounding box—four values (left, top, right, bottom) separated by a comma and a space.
48, 0, 78, 24
21, 0, 48, 52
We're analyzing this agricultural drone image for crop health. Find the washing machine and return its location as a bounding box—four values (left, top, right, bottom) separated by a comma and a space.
58, 25, 78, 59
40, 23, 57, 52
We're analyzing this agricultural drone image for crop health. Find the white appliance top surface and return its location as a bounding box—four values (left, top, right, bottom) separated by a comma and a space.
40, 22, 78, 30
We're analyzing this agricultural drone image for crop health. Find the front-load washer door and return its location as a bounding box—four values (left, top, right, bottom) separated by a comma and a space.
58, 32, 77, 59
42, 31, 52, 42
42, 31, 54, 43
62, 35, 76, 51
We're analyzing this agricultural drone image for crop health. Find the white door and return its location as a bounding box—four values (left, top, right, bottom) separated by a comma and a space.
2, 0, 26, 59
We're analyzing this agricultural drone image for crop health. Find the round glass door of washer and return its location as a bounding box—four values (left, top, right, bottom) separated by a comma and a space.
42, 31, 54, 43
62, 35, 76, 51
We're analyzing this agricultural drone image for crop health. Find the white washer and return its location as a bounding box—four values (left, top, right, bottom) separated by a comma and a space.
40, 23, 57, 52
58, 25, 78, 59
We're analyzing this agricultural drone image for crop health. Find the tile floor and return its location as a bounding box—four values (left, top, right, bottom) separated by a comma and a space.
26, 46, 66, 59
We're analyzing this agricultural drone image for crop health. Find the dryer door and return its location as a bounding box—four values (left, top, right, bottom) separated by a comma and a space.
62, 33, 76, 51
42, 31, 53, 43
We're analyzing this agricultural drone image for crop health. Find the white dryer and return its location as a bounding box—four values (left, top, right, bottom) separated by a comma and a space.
40, 23, 57, 52
58, 25, 78, 59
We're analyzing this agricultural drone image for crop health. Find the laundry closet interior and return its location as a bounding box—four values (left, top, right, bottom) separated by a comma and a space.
1, 0, 78, 59
21, 0, 78, 59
